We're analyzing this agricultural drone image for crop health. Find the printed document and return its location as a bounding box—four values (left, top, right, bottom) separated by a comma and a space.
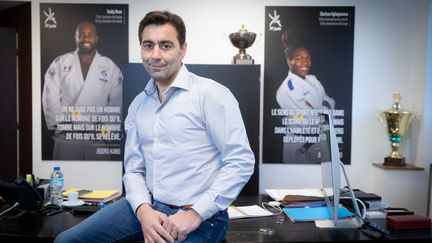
228, 205, 273, 219
265, 188, 323, 201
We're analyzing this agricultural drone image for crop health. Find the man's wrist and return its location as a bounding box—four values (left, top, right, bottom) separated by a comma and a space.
190, 208, 204, 222
136, 203, 152, 219
137, 202, 152, 211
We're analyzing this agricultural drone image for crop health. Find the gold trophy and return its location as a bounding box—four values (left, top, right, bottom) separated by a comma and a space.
229, 25, 256, 64
377, 92, 414, 166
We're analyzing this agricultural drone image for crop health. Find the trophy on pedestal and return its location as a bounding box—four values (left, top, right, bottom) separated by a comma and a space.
229, 25, 256, 64
377, 92, 414, 166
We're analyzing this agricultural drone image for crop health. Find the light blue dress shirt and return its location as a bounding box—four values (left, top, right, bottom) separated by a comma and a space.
123, 65, 255, 220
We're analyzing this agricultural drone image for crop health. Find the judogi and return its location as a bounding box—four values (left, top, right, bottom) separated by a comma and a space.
276, 71, 334, 110
42, 50, 123, 160
276, 71, 335, 164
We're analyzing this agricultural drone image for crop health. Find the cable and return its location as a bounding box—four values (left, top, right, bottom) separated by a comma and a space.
339, 162, 363, 218
339, 197, 389, 236
340, 196, 367, 219
0, 202, 20, 217
339, 162, 389, 236
261, 202, 283, 215
352, 208, 390, 236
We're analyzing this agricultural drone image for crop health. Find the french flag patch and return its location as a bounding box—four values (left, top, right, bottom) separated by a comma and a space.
287, 79, 294, 91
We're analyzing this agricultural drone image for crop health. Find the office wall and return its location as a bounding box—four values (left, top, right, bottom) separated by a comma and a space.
30, 0, 431, 214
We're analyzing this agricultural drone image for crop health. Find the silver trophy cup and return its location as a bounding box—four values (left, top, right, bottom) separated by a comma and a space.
229, 25, 256, 64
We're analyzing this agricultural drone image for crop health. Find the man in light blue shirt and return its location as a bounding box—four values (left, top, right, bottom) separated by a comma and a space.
55, 10, 254, 243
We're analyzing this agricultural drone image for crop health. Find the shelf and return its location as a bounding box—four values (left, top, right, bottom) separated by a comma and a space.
372, 163, 424, 171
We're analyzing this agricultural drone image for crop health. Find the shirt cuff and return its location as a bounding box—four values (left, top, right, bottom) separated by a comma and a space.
126, 192, 152, 214
192, 194, 220, 220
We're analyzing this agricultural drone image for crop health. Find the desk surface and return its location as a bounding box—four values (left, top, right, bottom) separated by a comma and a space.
227, 196, 432, 242
1, 195, 431, 242
0, 207, 86, 241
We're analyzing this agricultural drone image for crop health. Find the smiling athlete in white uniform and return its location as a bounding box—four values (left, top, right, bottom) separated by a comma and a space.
42, 21, 123, 160
276, 46, 334, 164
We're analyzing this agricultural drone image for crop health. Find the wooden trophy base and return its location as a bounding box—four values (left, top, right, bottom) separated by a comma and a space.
373, 156, 423, 170
373, 163, 423, 170
383, 157, 406, 166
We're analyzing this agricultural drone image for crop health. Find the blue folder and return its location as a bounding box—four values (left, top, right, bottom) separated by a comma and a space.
283, 206, 354, 222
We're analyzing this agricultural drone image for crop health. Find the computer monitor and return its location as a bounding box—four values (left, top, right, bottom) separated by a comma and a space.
316, 113, 363, 228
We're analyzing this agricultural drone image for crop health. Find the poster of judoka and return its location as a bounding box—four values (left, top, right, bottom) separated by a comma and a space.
263, 6, 354, 164
40, 3, 128, 161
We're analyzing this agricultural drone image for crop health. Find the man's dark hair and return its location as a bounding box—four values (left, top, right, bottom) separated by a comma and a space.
138, 11, 186, 46
75, 21, 98, 35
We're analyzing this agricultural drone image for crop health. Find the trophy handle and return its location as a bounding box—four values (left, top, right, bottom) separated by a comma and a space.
376, 111, 386, 128
407, 109, 417, 129
251, 33, 263, 47
222, 33, 232, 47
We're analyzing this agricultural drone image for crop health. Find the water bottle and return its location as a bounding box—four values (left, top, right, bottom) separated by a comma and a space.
49, 166, 64, 206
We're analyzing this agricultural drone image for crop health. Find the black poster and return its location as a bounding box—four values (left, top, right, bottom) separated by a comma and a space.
122, 64, 260, 195
40, 3, 128, 161
263, 6, 354, 164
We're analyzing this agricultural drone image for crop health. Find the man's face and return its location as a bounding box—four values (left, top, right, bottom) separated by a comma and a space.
75, 23, 99, 54
288, 47, 311, 79
140, 23, 186, 85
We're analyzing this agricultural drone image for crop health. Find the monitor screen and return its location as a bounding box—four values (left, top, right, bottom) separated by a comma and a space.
319, 113, 341, 223
318, 113, 362, 228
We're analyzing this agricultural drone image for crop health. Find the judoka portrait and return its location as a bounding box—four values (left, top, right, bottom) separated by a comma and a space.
263, 6, 354, 164
276, 30, 335, 164
42, 21, 123, 160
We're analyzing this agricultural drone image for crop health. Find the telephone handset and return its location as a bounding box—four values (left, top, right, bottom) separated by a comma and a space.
14, 176, 43, 210
0, 176, 43, 212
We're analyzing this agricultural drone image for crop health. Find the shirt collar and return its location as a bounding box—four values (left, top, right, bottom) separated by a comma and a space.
289, 71, 310, 81
169, 64, 190, 91
144, 64, 190, 96
74, 49, 99, 56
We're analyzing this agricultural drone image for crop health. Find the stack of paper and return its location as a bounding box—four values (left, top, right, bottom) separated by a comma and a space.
265, 188, 324, 201
228, 205, 273, 219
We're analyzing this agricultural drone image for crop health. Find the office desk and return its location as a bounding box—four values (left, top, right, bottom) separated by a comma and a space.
0, 208, 86, 241
0, 196, 431, 242
225, 195, 432, 242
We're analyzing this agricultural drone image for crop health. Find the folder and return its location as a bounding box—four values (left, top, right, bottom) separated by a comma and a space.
283, 206, 354, 222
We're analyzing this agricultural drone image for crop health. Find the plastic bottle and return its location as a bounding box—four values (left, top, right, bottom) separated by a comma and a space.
49, 166, 64, 206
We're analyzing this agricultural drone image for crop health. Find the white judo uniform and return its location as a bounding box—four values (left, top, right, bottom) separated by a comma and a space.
276, 71, 334, 110
276, 71, 335, 164
42, 50, 123, 160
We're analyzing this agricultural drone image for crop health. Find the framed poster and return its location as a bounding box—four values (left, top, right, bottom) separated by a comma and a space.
263, 6, 355, 164
40, 3, 128, 161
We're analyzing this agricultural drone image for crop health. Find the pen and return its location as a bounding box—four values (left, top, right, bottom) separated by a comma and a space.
98, 202, 106, 208
46, 209, 63, 216
230, 205, 247, 216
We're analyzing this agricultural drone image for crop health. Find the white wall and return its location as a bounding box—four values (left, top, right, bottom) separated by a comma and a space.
30, 0, 431, 214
